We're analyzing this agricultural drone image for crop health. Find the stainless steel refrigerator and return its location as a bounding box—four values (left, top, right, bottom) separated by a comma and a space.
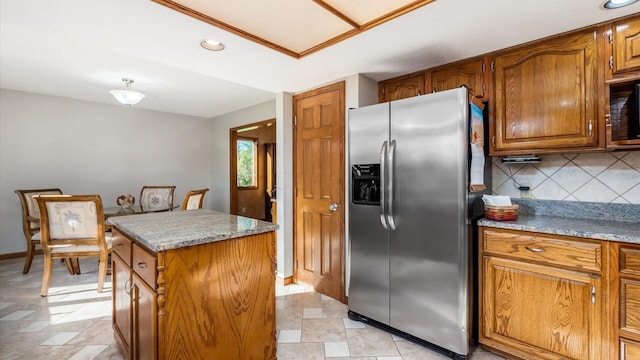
348, 87, 490, 360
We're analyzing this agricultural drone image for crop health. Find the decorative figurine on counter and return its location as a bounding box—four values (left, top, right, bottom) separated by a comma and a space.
116, 194, 135, 210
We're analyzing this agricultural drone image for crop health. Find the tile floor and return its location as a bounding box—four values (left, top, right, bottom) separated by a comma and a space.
0, 255, 504, 359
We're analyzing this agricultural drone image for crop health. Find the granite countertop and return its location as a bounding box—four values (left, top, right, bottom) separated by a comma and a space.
478, 199, 640, 244
106, 209, 279, 252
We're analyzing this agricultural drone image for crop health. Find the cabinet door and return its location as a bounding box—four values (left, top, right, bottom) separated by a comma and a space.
431, 57, 488, 100
132, 273, 157, 360
378, 72, 425, 102
493, 30, 599, 153
612, 16, 640, 74
112, 254, 132, 359
621, 278, 640, 339
482, 256, 602, 359
621, 338, 640, 360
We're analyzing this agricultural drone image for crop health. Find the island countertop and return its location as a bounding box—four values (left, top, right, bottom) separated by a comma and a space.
106, 209, 279, 252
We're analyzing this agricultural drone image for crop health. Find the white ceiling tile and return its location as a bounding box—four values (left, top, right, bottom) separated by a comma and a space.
621, 184, 640, 204
572, 153, 617, 177
536, 154, 569, 176
572, 179, 618, 203
532, 179, 569, 200
325, 0, 419, 24
550, 163, 592, 193
175, 0, 355, 53
596, 161, 640, 195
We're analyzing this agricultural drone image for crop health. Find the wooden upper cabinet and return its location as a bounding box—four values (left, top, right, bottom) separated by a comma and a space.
430, 56, 490, 101
378, 72, 425, 103
612, 16, 640, 74
493, 30, 600, 154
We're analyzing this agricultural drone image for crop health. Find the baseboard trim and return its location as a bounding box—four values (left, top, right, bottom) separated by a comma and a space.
0, 249, 42, 261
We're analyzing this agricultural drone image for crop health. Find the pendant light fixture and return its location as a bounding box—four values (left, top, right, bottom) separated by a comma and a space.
602, 0, 638, 8
110, 78, 145, 106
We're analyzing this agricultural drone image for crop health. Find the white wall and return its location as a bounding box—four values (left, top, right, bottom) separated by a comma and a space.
0, 89, 213, 255
208, 99, 292, 277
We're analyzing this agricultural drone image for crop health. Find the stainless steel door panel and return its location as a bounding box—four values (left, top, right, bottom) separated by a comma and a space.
388, 88, 470, 355
348, 103, 390, 324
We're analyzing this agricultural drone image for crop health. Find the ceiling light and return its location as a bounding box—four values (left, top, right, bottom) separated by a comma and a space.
201, 40, 225, 51
602, 0, 638, 8
109, 78, 145, 106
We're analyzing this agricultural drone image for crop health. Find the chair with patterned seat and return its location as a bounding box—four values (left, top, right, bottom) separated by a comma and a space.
34, 194, 112, 297
15, 188, 64, 274
139, 185, 176, 212
181, 188, 209, 210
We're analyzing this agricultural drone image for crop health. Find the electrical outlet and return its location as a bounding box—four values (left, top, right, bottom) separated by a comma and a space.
520, 183, 532, 198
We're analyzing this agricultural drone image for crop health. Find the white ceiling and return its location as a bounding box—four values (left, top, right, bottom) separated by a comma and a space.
1, 0, 639, 119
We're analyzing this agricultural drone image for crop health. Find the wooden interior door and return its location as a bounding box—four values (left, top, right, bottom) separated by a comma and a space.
293, 82, 345, 303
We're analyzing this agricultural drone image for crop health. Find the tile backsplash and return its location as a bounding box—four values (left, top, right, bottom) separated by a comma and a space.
492, 151, 640, 204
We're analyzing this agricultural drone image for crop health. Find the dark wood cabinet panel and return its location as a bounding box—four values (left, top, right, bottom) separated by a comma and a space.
479, 228, 604, 360
493, 30, 600, 154
613, 16, 640, 74
378, 72, 425, 102
430, 56, 490, 101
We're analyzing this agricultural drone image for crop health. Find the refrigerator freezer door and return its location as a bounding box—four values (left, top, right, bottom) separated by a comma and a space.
348, 102, 391, 325
388, 88, 470, 355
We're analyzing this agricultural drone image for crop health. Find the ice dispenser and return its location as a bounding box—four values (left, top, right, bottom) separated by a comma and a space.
351, 164, 380, 205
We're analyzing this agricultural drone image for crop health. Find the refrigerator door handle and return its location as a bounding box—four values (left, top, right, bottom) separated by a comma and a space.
387, 140, 397, 230
380, 141, 389, 229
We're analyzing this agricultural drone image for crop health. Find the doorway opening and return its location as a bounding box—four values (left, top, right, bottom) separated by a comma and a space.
229, 119, 276, 220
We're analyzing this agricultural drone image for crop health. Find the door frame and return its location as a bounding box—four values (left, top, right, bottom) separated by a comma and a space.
292, 81, 346, 303
229, 118, 276, 215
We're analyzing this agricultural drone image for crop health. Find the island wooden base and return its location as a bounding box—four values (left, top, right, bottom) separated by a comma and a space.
112, 228, 276, 359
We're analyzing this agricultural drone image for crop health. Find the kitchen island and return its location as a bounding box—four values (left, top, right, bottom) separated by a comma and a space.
107, 209, 278, 360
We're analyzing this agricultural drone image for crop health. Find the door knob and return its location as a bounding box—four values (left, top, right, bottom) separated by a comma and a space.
329, 203, 339, 212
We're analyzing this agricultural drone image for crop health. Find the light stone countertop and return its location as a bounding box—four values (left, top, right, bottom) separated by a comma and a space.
106, 209, 279, 252
478, 215, 640, 244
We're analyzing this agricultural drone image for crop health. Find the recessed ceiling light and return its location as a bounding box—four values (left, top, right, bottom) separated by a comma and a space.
200, 39, 225, 51
602, 0, 638, 9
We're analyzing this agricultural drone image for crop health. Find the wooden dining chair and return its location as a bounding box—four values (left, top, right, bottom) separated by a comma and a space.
34, 194, 112, 297
139, 185, 176, 212
15, 188, 65, 274
181, 188, 209, 210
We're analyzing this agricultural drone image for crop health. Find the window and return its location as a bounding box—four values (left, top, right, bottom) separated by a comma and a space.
237, 137, 258, 188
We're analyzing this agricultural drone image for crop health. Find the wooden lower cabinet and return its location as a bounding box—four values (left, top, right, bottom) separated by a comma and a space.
619, 243, 640, 360
131, 273, 157, 360
111, 228, 276, 359
479, 227, 605, 359
621, 338, 640, 360
112, 253, 132, 357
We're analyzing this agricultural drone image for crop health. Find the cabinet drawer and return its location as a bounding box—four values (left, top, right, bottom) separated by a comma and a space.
483, 230, 602, 272
132, 244, 156, 288
621, 338, 640, 360
621, 278, 640, 339
111, 230, 132, 266
621, 245, 640, 277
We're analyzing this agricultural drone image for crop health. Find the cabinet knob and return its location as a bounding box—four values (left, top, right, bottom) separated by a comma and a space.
137, 262, 147, 269
588, 119, 593, 137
